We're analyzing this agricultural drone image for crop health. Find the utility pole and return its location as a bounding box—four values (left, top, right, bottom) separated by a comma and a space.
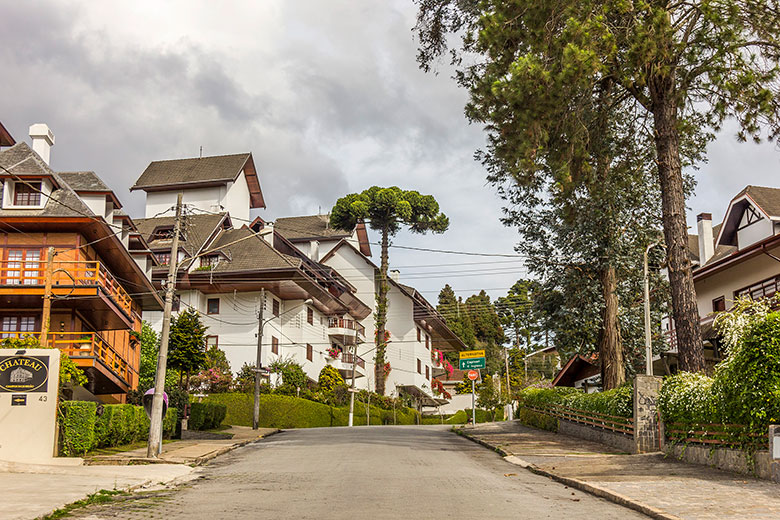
348, 342, 357, 427
253, 288, 265, 430
471, 377, 476, 426
40, 246, 55, 348
504, 347, 513, 421
147, 193, 183, 458
644, 242, 662, 376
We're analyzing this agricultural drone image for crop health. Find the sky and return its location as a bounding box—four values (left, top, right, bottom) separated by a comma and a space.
2, 1, 780, 303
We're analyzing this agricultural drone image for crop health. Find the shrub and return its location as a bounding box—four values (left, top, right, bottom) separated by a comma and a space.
659, 372, 719, 424
515, 385, 631, 432
59, 401, 97, 456
563, 385, 633, 418
318, 365, 345, 392
189, 402, 227, 430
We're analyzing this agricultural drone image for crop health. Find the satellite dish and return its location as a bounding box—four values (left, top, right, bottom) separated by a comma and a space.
143, 388, 168, 419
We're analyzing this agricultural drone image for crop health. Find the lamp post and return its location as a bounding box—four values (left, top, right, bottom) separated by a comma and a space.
643, 241, 664, 376
253, 293, 313, 429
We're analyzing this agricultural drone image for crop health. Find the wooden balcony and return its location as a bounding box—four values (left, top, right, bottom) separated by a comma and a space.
0, 259, 134, 329
2, 331, 134, 394
327, 317, 366, 345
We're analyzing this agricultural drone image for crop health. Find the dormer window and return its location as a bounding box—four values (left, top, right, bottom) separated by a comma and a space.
200, 255, 219, 268
13, 182, 41, 206
156, 252, 171, 266
152, 226, 176, 241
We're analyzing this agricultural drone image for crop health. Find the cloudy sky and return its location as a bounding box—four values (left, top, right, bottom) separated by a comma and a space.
2, 1, 779, 302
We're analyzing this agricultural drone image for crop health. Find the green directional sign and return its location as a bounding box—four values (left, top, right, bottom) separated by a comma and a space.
459, 357, 486, 370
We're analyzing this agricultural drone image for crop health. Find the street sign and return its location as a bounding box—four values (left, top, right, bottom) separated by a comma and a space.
459, 349, 485, 360
467, 370, 479, 381
459, 357, 486, 370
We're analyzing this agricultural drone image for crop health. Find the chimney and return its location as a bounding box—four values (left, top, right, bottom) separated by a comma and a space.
697, 213, 714, 264
28, 123, 55, 165
259, 222, 274, 246
389, 269, 400, 283
310, 240, 320, 262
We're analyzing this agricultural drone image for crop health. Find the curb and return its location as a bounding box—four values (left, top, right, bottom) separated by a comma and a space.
456, 428, 681, 520
193, 428, 282, 466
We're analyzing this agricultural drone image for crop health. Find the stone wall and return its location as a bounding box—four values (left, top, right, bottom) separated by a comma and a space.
665, 444, 772, 480
558, 420, 636, 453
633, 375, 662, 453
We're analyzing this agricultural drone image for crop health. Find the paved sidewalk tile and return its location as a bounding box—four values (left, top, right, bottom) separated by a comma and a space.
465, 421, 780, 520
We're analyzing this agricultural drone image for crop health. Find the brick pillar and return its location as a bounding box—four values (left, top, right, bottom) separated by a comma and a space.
633, 375, 663, 453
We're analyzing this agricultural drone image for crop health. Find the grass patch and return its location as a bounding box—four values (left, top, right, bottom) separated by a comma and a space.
40, 489, 129, 519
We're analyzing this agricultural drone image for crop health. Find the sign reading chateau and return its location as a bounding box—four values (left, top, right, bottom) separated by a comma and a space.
0, 355, 50, 393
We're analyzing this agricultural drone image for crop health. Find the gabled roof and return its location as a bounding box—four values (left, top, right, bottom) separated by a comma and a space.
206, 228, 301, 272
716, 185, 780, 247
135, 212, 229, 258
0, 142, 95, 219
0, 121, 14, 147
59, 171, 122, 209
688, 223, 736, 268
131, 152, 265, 208
552, 354, 599, 387
275, 214, 352, 241
274, 214, 372, 256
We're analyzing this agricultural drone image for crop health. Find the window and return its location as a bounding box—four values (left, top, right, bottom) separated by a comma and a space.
5, 249, 41, 285
273, 299, 280, 317
200, 255, 219, 268
425, 335, 430, 350
206, 335, 218, 348
272, 336, 279, 354
712, 296, 726, 313
426, 365, 429, 380
0, 316, 36, 338
417, 358, 421, 374
307, 307, 313, 325
156, 252, 171, 266
13, 182, 41, 206
151, 226, 177, 241
417, 328, 421, 342
171, 295, 180, 312
306, 343, 313, 361
207, 298, 220, 314
734, 275, 780, 301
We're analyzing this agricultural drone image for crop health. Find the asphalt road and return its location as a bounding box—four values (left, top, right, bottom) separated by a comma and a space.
68, 425, 645, 519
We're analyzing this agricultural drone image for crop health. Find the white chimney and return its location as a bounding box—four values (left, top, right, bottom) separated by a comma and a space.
28, 123, 55, 165
697, 213, 714, 265
259, 222, 274, 245
389, 269, 400, 283
310, 240, 320, 262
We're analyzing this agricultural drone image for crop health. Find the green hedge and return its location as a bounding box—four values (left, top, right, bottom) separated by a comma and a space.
201, 393, 419, 428
59, 401, 177, 456
515, 385, 632, 432
189, 402, 228, 430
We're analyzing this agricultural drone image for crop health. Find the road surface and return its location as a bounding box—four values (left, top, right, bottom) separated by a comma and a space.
68, 425, 645, 519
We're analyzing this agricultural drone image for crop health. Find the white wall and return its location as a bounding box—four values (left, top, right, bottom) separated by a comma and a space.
737, 210, 774, 249
144, 186, 227, 218
223, 171, 251, 223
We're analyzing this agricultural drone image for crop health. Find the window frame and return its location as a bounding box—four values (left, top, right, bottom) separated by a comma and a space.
307, 307, 313, 325
712, 296, 726, 313
12, 181, 42, 207
273, 299, 280, 317
306, 343, 313, 361
207, 298, 220, 315
417, 358, 421, 374
206, 335, 219, 348
271, 336, 279, 354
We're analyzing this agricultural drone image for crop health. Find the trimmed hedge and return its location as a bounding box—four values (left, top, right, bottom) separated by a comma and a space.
201, 393, 420, 428
189, 402, 227, 430
515, 385, 632, 432
59, 401, 177, 456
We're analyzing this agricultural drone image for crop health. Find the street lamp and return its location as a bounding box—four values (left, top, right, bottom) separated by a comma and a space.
643, 241, 664, 376
253, 292, 313, 429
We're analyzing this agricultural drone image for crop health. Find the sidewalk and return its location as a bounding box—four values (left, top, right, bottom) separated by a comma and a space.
87, 425, 279, 465
462, 421, 780, 520
3, 426, 278, 519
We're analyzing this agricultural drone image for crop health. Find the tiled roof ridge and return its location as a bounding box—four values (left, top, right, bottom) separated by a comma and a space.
147, 152, 250, 164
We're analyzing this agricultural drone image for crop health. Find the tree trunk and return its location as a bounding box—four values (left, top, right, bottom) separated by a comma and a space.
599, 266, 625, 390
649, 74, 705, 373
375, 227, 390, 395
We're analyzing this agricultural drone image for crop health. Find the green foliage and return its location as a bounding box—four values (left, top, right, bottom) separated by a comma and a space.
317, 364, 345, 393
0, 336, 87, 389
270, 356, 308, 389
59, 401, 177, 455
188, 402, 228, 430
59, 401, 97, 456
516, 385, 631, 431
189, 345, 233, 393
659, 372, 719, 424
167, 309, 208, 381
437, 284, 476, 347
202, 393, 420, 428
476, 376, 507, 419
496, 280, 542, 350
234, 363, 259, 393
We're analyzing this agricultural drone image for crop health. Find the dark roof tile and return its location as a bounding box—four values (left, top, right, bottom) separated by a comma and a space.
274, 214, 352, 241
131, 153, 251, 190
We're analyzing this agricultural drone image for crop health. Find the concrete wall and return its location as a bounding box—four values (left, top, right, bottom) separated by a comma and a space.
558, 420, 637, 453
223, 171, 251, 223
737, 208, 773, 249
144, 186, 227, 218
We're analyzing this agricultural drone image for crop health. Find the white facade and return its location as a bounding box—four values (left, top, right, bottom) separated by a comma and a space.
143, 171, 251, 222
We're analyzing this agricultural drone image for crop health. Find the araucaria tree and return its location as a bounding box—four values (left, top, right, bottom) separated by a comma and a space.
331, 187, 449, 394
416, 0, 780, 373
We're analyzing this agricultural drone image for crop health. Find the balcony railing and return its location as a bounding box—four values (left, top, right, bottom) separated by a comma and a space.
0, 331, 134, 385
327, 317, 366, 337
0, 259, 133, 318
341, 351, 366, 369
